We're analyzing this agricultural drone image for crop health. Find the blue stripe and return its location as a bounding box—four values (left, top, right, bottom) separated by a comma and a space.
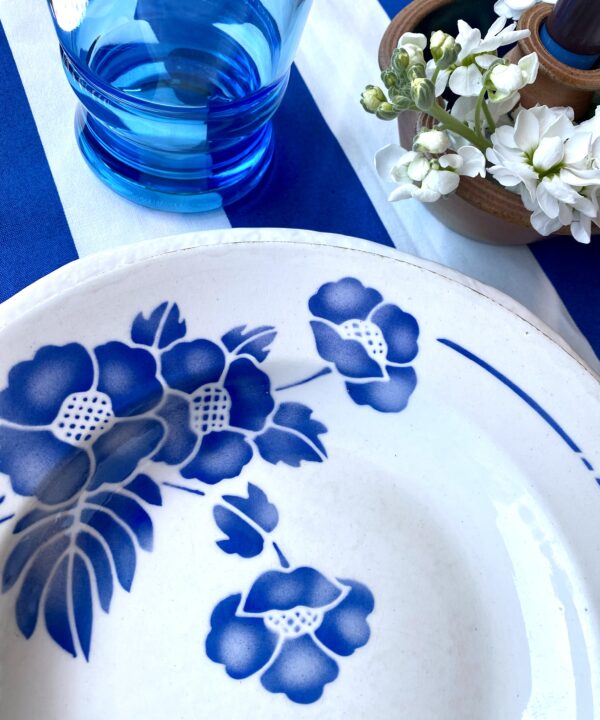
530, 240, 600, 362
438, 338, 581, 453
379, 0, 412, 18
0, 23, 77, 302
226, 65, 393, 248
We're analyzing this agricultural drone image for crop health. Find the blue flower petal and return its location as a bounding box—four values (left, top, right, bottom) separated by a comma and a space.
153, 394, 197, 465
0, 344, 93, 426
161, 340, 225, 394
87, 419, 164, 491
310, 322, 383, 379
224, 358, 274, 432
181, 430, 252, 484
244, 567, 342, 613
315, 579, 374, 657
95, 342, 162, 416
0, 426, 90, 504
206, 594, 277, 679
309, 278, 383, 325
260, 635, 339, 704
346, 366, 417, 412
371, 304, 419, 364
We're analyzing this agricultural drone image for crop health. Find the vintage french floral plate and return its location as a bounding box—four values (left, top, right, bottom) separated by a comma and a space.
0, 229, 598, 720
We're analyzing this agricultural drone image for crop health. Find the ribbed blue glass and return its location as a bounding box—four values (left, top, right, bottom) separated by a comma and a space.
47, 0, 312, 211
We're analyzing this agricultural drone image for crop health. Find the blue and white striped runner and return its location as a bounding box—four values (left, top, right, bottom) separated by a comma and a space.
1, 0, 599, 370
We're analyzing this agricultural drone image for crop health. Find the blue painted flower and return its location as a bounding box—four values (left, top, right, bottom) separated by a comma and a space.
206, 566, 374, 704
0, 343, 164, 504
156, 339, 275, 484
309, 277, 419, 412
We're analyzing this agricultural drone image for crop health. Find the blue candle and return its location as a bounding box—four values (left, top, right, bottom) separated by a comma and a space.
543, 0, 600, 69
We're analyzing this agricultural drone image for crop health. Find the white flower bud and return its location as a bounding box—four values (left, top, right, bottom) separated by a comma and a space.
411, 78, 436, 111
430, 30, 451, 52
490, 63, 522, 95
397, 32, 427, 67
414, 129, 450, 154
488, 53, 539, 102
361, 85, 386, 114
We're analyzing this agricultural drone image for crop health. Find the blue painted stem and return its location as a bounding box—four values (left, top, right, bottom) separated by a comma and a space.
162, 481, 206, 497
275, 366, 332, 392
273, 541, 290, 568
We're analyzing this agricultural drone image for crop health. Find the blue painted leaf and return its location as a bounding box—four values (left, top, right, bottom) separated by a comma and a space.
13, 503, 76, 534
255, 403, 328, 467
213, 505, 264, 559
86, 492, 154, 551
72, 554, 93, 660
222, 483, 278, 533
76, 531, 113, 613
125, 474, 162, 506
3, 515, 74, 592
158, 305, 187, 349
44, 555, 76, 657
81, 508, 136, 591
131, 302, 167, 346
221, 325, 277, 362
131, 302, 186, 348
15, 534, 69, 639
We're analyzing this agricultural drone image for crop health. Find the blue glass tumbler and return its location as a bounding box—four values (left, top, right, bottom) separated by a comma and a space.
47, 0, 312, 211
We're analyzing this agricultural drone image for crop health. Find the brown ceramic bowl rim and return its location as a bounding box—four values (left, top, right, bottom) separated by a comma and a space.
521, 4, 600, 88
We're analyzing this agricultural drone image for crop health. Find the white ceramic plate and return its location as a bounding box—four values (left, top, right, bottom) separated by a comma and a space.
0, 229, 598, 720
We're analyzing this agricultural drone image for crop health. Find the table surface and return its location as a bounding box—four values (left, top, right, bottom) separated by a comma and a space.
1, 0, 599, 374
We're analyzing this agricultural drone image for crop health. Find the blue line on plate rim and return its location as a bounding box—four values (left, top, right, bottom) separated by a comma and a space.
438, 338, 600, 488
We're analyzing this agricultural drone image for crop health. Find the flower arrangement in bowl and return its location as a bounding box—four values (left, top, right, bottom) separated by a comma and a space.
364, 9, 600, 244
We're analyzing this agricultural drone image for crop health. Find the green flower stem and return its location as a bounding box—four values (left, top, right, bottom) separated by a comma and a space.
474, 88, 485, 138
431, 65, 441, 87
482, 101, 496, 134
427, 103, 492, 153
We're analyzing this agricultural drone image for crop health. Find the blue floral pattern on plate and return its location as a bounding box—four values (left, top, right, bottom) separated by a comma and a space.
309, 277, 419, 412
0, 281, 416, 703
0, 271, 594, 709
206, 567, 374, 704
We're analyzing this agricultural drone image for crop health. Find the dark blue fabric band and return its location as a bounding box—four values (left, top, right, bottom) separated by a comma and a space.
226, 65, 393, 248
0, 22, 77, 302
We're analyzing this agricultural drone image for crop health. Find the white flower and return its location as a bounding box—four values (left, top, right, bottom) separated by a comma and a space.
397, 32, 427, 66
487, 105, 598, 241
456, 17, 529, 61
414, 129, 450, 154
375, 144, 485, 203
560, 108, 600, 186
494, 0, 557, 22
449, 17, 530, 97
451, 92, 520, 131
426, 59, 451, 97
488, 53, 539, 101
449, 64, 486, 97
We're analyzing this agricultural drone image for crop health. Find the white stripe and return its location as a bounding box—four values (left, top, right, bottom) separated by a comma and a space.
0, 0, 231, 258
294, 0, 599, 371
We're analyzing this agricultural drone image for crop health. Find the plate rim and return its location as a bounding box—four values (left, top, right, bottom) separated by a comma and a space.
1, 227, 598, 386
